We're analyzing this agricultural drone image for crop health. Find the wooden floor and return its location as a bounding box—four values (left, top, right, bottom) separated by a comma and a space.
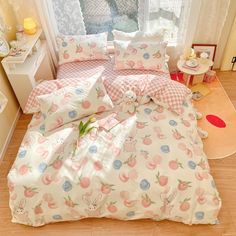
0, 71, 236, 236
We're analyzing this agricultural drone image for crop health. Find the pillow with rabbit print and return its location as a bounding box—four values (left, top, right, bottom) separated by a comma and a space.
37, 73, 114, 132
57, 32, 109, 65
113, 40, 167, 72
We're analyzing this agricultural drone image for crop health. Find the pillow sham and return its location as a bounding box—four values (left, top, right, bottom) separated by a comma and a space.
24, 76, 96, 114
112, 29, 166, 42
113, 40, 167, 72
57, 32, 109, 65
149, 79, 191, 115
37, 75, 114, 132
104, 73, 190, 115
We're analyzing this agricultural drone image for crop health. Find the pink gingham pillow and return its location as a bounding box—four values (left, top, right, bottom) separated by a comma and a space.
57, 33, 109, 65
104, 74, 168, 102
24, 74, 102, 114
113, 40, 167, 72
150, 79, 191, 115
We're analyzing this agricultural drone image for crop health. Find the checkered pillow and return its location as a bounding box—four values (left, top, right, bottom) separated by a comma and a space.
104, 74, 167, 102
150, 80, 191, 115
24, 75, 101, 114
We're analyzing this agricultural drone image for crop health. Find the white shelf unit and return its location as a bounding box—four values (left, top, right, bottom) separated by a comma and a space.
1, 29, 54, 111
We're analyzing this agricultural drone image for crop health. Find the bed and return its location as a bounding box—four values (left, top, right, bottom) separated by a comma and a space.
7, 58, 221, 227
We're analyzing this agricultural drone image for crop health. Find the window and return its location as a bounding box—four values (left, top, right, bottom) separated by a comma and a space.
50, 0, 188, 44
79, 0, 139, 40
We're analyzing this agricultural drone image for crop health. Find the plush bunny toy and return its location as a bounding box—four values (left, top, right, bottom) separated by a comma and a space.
120, 90, 138, 114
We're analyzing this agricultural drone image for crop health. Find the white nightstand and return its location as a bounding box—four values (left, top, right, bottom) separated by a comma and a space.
1, 29, 54, 111
177, 59, 213, 87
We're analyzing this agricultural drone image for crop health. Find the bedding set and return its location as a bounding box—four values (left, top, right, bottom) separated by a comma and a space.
7, 30, 221, 227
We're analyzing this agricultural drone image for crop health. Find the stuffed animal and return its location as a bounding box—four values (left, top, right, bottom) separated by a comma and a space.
120, 90, 138, 114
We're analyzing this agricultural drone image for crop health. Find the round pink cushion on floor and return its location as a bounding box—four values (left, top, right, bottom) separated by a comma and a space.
206, 114, 226, 128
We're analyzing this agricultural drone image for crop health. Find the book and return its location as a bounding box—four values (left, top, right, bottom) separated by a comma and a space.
191, 83, 210, 101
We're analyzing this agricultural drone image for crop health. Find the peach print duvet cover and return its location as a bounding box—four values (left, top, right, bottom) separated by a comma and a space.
7, 92, 221, 226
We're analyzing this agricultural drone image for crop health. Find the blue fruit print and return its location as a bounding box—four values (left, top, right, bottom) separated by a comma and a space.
188, 161, 196, 169
62, 42, 67, 47
40, 124, 45, 132
144, 108, 152, 114
68, 110, 77, 119
195, 211, 204, 220
113, 160, 122, 170
18, 149, 27, 158
38, 162, 48, 173
183, 101, 189, 107
127, 211, 135, 217
140, 179, 150, 190
89, 145, 97, 154
161, 145, 170, 153
53, 214, 62, 220
169, 120, 177, 126
143, 53, 150, 59
62, 181, 72, 192
75, 88, 84, 95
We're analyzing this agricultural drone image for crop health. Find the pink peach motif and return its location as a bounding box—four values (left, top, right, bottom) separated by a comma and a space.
24, 186, 38, 198
112, 146, 121, 156
93, 160, 103, 171
123, 155, 136, 167
172, 129, 184, 140
49, 103, 59, 113
81, 100, 91, 109
101, 182, 114, 194
169, 159, 183, 170
178, 180, 191, 191
136, 121, 147, 129
124, 199, 137, 208
142, 135, 152, 145
18, 164, 31, 175
119, 172, 130, 182
42, 174, 53, 185
64, 196, 78, 208
79, 177, 90, 188
107, 202, 117, 213
146, 161, 157, 170
197, 195, 206, 204
212, 196, 220, 206
179, 198, 190, 211
8, 181, 14, 192
139, 44, 148, 49
140, 150, 149, 159
63, 50, 70, 59
154, 105, 164, 113
126, 60, 135, 68
97, 106, 106, 113
34, 203, 43, 215
156, 172, 168, 186
181, 119, 191, 127
50, 157, 63, 170
141, 194, 155, 208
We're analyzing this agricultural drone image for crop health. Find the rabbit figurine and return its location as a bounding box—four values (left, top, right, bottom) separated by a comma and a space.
13, 198, 32, 225
82, 191, 103, 217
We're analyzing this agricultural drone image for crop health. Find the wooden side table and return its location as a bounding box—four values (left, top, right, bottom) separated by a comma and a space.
1, 29, 54, 111
177, 59, 213, 87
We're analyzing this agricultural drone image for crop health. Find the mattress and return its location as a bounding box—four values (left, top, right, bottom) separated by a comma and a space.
57, 59, 171, 81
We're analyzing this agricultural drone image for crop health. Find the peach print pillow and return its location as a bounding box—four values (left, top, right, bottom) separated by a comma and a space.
113, 40, 167, 72
37, 74, 113, 132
